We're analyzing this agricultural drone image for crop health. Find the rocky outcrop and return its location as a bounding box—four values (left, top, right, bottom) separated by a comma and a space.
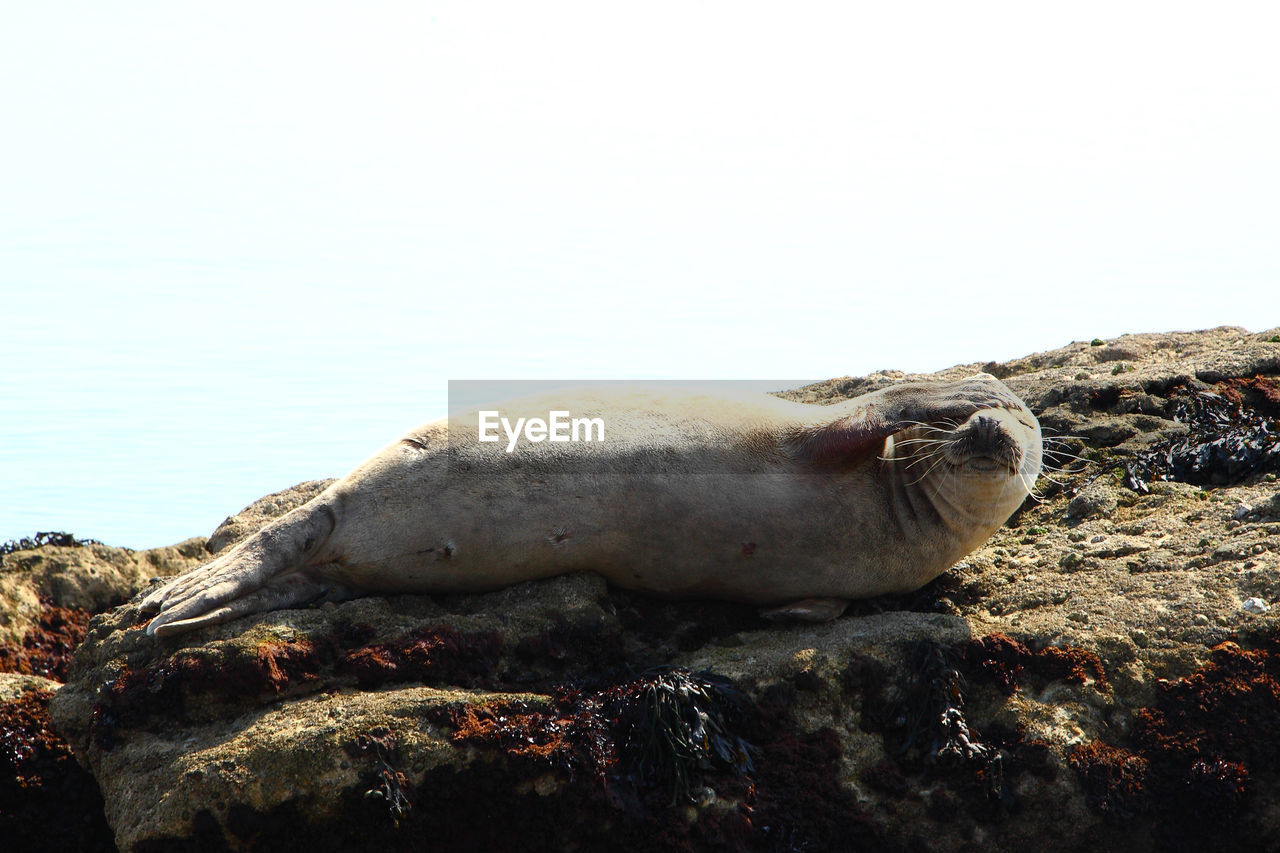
12, 326, 1280, 851
0, 539, 209, 853
0, 538, 208, 649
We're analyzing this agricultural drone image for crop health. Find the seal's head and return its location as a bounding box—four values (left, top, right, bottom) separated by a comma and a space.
887, 383, 1042, 533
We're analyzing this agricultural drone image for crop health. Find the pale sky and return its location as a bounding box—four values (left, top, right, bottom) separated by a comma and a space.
1, 2, 1277, 546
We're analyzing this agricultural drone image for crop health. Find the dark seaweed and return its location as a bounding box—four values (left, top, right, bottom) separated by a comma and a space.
0, 531, 102, 557
603, 668, 755, 804
1124, 389, 1280, 492
0, 598, 92, 682
867, 641, 1009, 815
1069, 640, 1280, 851
0, 689, 117, 852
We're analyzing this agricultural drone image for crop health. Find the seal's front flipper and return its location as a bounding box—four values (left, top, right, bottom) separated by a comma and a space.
784, 416, 897, 464
147, 570, 353, 637
759, 597, 849, 622
141, 502, 337, 636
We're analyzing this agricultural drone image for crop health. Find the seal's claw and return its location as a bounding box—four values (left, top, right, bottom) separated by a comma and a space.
144, 578, 245, 636
138, 555, 236, 619
138, 582, 172, 614
145, 571, 346, 636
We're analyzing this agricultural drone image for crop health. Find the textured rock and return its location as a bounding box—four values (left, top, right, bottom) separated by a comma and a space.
0, 538, 209, 853
52, 581, 977, 851
0, 671, 62, 701
26, 326, 1280, 851
0, 673, 116, 851
0, 539, 208, 648
1066, 483, 1120, 520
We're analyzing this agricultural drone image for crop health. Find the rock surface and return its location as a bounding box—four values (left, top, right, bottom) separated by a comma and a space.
11, 326, 1280, 851
0, 535, 213, 851
0, 539, 208, 648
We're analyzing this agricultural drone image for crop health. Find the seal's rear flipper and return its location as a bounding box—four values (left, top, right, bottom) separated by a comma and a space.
759, 597, 849, 622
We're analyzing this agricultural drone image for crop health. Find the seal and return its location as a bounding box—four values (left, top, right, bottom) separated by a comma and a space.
140, 375, 1042, 636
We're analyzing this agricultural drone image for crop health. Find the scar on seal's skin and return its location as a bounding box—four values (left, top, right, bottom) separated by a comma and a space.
140, 376, 1042, 637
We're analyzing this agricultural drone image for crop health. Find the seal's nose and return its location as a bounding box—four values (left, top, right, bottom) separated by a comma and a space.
971, 415, 1002, 450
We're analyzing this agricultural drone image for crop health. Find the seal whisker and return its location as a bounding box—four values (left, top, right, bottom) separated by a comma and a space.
1042, 449, 1090, 462
882, 448, 942, 467
905, 449, 952, 486
1039, 455, 1090, 468
899, 419, 962, 431
899, 446, 947, 470
1016, 461, 1050, 502
892, 437, 949, 447
1039, 455, 1090, 478
893, 441, 948, 457
1038, 459, 1083, 478
903, 454, 944, 472
1030, 464, 1073, 486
